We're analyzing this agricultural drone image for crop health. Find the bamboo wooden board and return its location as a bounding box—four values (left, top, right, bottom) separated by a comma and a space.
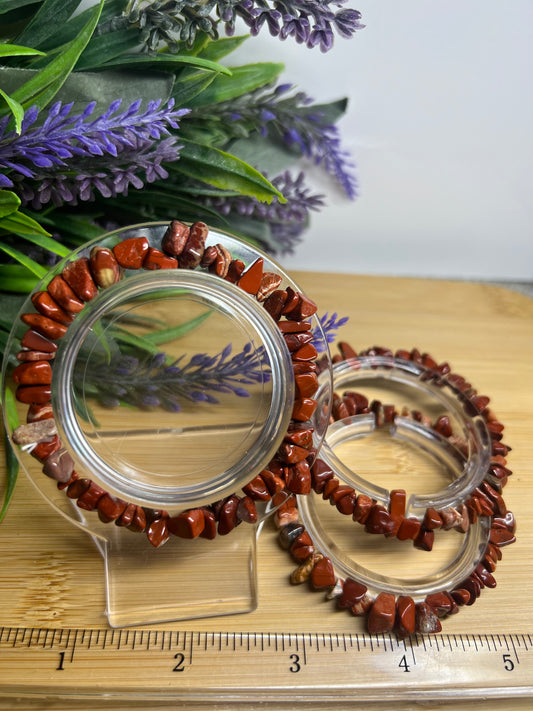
1, 272, 533, 710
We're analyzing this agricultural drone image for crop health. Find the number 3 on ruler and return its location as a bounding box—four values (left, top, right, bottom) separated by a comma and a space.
289, 653, 301, 672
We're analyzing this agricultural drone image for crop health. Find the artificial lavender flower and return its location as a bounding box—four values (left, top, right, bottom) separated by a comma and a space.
0, 98, 189, 206
112, 0, 363, 52
200, 170, 325, 254
313, 312, 349, 352
77, 343, 271, 412
195, 83, 357, 199
15, 136, 180, 209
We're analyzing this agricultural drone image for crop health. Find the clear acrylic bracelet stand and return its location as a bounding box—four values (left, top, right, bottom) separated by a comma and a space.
303, 356, 493, 599
2, 223, 332, 627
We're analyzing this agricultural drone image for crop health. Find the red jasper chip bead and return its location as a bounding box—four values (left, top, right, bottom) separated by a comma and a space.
311, 557, 336, 590
242, 474, 271, 501
294, 372, 319, 399
416, 602, 442, 633
200, 509, 217, 540
47, 275, 85, 314
285, 293, 318, 321
285, 461, 312, 495
290, 531, 314, 562
396, 517, 422, 541
143, 247, 178, 270
21, 313, 68, 341
167, 509, 205, 539
285, 425, 314, 449
16, 349, 55, 363
97, 494, 127, 523
76, 481, 106, 511
62, 258, 98, 301
179, 221, 208, 269
351, 494, 372, 524
396, 596, 416, 636
42, 448, 75, 483
237, 496, 258, 524
338, 579, 368, 609
226, 259, 246, 284
89, 246, 121, 288
112, 236, 149, 269
237, 257, 263, 295
218, 495, 240, 535
128, 506, 147, 533
367, 592, 396, 634
21, 329, 58, 353
147, 518, 170, 548
311, 459, 335, 494
15, 385, 52, 405
257, 271, 282, 300
364, 505, 395, 535
161, 220, 189, 256
423, 507, 443, 530
259, 469, 285, 495
292, 398, 317, 422
67, 478, 91, 500
31, 434, 61, 461
27, 403, 54, 422
31, 291, 73, 325
263, 290, 287, 321
13, 361, 52, 386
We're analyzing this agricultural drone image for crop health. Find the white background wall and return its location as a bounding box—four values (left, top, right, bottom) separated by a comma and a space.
230, 1, 533, 280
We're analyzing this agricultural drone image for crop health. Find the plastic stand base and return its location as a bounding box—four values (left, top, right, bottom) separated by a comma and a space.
90, 522, 258, 628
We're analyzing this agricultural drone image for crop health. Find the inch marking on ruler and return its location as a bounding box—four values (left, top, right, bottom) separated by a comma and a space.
0, 627, 532, 702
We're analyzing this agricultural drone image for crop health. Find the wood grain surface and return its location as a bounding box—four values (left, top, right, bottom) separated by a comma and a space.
1, 272, 532, 710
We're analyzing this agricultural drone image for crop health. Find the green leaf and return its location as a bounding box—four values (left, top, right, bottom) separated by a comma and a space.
187, 63, 284, 107
0, 242, 48, 278
302, 98, 349, 124
0, 190, 21, 219
74, 28, 140, 71
37, 0, 128, 52
0, 292, 26, 329
13, 231, 71, 258
142, 311, 211, 346
198, 36, 249, 62
0, 0, 39, 14
96, 54, 232, 76
0, 43, 46, 57
33, 211, 104, 244
0, 264, 39, 292
1, 66, 174, 120
228, 131, 300, 176
0, 386, 19, 524
8, 0, 104, 111
0, 210, 51, 236
110, 326, 160, 356
14, 0, 82, 49
172, 139, 285, 204
0, 88, 24, 134
171, 72, 216, 107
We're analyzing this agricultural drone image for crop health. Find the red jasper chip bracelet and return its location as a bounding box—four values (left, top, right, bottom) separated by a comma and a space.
275, 488, 515, 636
11, 220, 322, 547
274, 345, 516, 635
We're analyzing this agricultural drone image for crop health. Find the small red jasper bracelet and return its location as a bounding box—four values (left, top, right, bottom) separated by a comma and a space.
273, 347, 515, 635
11, 220, 322, 547
275, 491, 516, 636
312, 344, 512, 551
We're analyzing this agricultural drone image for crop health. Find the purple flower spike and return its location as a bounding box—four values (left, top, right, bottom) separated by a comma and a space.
0, 99, 189, 206
200, 170, 325, 255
